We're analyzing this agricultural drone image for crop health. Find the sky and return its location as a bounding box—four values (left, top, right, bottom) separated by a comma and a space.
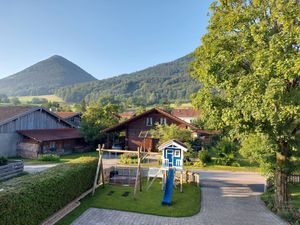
0, 0, 213, 80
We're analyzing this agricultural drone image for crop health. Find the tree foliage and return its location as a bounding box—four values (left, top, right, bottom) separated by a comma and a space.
150, 124, 192, 146
55, 55, 200, 106
80, 103, 119, 145
191, 0, 300, 209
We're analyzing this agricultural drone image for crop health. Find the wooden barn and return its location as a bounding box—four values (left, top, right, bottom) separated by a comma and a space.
103, 108, 200, 151
0, 106, 84, 158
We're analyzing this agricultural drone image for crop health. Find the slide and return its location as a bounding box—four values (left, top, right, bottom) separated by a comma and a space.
162, 168, 175, 205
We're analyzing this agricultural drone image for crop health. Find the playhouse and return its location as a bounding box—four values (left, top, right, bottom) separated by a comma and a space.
159, 139, 187, 170
158, 139, 187, 205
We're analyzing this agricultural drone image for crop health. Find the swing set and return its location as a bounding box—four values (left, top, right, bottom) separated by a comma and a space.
92, 144, 160, 199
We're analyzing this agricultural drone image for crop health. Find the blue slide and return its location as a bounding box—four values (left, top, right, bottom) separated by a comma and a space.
162, 168, 175, 205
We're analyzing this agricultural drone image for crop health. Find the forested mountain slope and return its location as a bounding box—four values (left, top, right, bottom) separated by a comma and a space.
56, 54, 201, 105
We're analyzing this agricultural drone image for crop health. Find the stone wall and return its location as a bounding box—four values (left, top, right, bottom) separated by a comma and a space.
17, 142, 40, 159
0, 133, 20, 157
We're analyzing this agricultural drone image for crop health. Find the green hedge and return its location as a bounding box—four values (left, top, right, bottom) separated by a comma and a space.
0, 157, 97, 225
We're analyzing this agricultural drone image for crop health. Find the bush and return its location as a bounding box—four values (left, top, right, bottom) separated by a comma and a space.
0, 157, 97, 225
0, 156, 8, 166
38, 154, 61, 162
119, 153, 138, 164
198, 149, 211, 164
212, 138, 239, 166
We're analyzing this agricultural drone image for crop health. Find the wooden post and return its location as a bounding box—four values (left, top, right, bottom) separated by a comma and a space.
185, 170, 189, 183
180, 171, 183, 193
134, 147, 141, 199
92, 144, 103, 196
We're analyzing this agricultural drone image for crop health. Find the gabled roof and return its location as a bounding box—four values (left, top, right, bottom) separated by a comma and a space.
55, 112, 81, 119
0, 106, 74, 127
171, 107, 200, 118
103, 107, 197, 133
158, 139, 188, 152
17, 128, 82, 142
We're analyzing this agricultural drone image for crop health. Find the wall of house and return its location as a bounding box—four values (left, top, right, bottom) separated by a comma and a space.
17, 141, 40, 159
0, 133, 20, 157
41, 139, 83, 155
126, 111, 187, 150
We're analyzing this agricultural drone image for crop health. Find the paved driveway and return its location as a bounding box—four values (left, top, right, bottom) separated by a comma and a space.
71, 170, 287, 225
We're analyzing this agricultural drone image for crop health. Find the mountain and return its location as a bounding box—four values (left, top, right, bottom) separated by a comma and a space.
55, 54, 201, 105
0, 55, 97, 96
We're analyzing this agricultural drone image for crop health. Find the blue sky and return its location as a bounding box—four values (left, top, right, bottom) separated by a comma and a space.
0, 0, 212, 79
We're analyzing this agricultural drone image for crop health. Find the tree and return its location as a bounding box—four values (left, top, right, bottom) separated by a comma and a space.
81, 103, 119, 145
191, 0, 299, 210
10, 97, 21, 105
0, 94, 9, 103
150, 124, 192, 146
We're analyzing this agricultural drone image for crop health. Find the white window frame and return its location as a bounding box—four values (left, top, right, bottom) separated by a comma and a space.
146, 117, 153, 126
174, 150, 180, 157
160, 117, 167, 125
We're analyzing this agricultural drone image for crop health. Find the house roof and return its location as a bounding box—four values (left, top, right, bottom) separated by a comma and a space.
158, 139, 188, 152
17, 128, 83, 142
55, 112, 81, 119
103, 107, 198, 133
0, 106, 74, 127
118, 111, 136, 118
171, 108, 200, 118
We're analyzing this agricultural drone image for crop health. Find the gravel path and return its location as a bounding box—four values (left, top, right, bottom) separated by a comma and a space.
71, 170, 287, 225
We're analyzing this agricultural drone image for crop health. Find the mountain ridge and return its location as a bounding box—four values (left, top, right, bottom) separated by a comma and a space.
0, 55, 97, 96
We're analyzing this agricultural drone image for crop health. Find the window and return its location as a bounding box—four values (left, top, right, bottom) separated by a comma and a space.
160, 117, 167, 125
146, 117, 153, 126
49, 142, 56, 149
174, 150, 180, 157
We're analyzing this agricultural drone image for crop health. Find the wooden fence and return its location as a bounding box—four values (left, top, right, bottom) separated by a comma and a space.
0, 160, 24, 181
289, 174, 300, 183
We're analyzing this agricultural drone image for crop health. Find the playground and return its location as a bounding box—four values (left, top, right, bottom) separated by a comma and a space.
56, 179, 200, 225
56, 140, 201, 225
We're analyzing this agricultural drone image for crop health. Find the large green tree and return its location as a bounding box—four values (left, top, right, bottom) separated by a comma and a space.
81, 103, 119, 145
192, 0, 299, 210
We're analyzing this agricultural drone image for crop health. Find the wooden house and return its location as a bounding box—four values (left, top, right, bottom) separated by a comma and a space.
55, 112, 81, 128
171, 107, 200, 123
103, 108, 199, 151
0, 106, 84, 158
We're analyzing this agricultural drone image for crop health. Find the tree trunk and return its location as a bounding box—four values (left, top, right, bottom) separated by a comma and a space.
274, 142, 289, 210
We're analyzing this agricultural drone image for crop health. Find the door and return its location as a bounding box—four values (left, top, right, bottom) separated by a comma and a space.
166, 148, 173, 167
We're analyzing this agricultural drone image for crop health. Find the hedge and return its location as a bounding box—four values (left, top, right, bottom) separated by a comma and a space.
0, 157, 97, 225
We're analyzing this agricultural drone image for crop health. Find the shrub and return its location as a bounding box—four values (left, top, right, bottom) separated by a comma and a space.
119, 153, 138, 164
0, 156, 8, 166
0, 157, 97, 225
38, 154, 61, 162
212, 138, 239, 166
198, 149, 211, 164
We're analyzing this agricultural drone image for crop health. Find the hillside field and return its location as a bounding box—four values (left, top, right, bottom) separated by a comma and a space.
11, 95, 64, 103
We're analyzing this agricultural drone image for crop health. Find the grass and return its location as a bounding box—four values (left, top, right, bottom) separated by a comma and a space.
11, 95, 64, 103
56, 180, 200, 225
289, 183, 300, 207
9, 151, 98, 165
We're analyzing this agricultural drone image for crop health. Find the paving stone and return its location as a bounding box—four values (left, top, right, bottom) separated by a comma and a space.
71, 171, 287, 225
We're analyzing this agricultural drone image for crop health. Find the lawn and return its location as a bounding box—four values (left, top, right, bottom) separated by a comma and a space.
9, 151, 98, 165
12, 95, 64, 103
56, 180, 201, 225
289, 183, 300, 207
